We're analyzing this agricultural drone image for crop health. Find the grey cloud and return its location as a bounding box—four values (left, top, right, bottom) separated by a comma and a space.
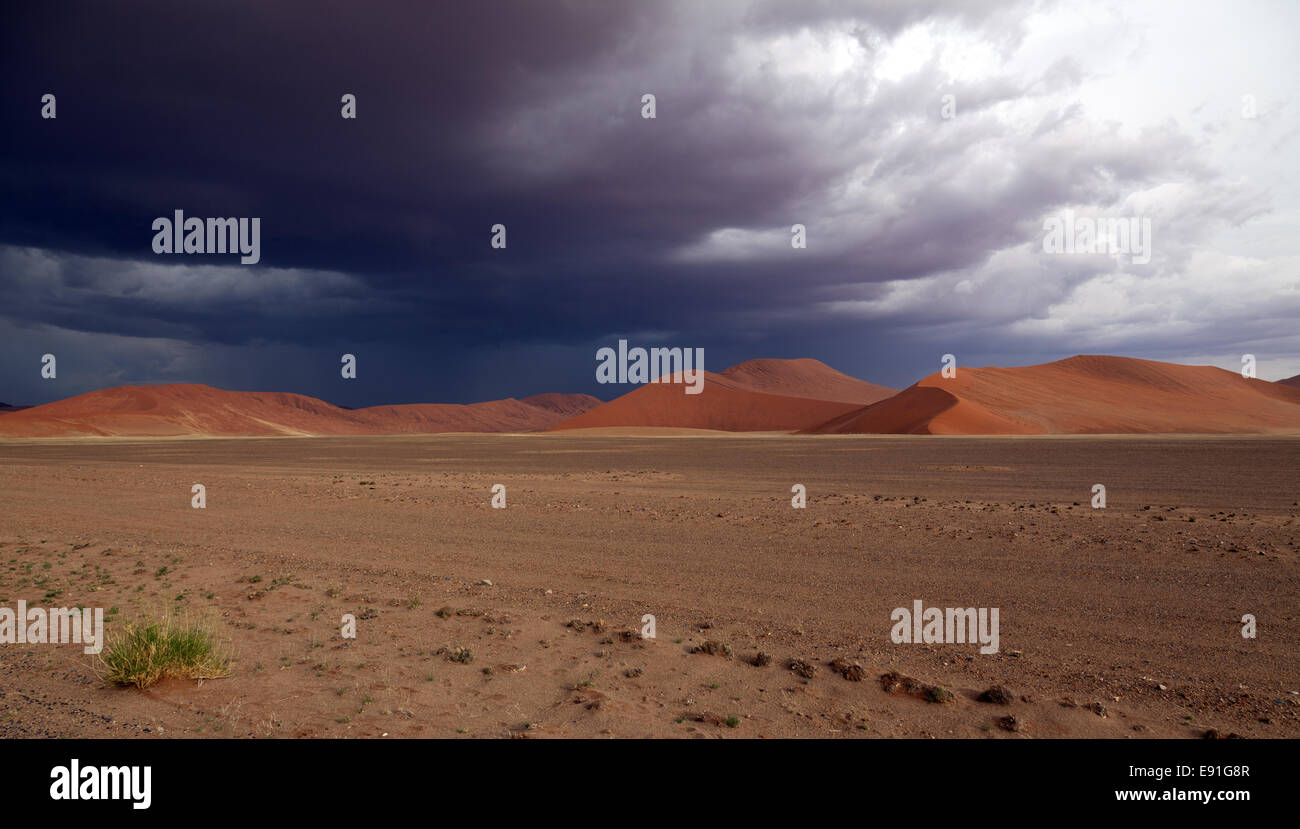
1, 0, 1295, 404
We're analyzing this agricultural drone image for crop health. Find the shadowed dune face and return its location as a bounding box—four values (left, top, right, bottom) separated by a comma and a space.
808, 355, 1300, 435
549, 380, 867, 432
0, 384, 602, 437
517, 392, 604, 417
804, 386, 1033, 435
1279, 374, 1300, 388
551, 358, 895, 432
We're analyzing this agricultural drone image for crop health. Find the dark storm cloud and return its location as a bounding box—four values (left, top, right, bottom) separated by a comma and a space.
1, 0, 1289, 404
1, 0, 1045, 347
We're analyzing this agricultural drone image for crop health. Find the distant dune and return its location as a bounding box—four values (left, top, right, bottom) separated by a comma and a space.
0, 402, 29, 413
806, 355, 1300, 435
0, 384, 601, 437
9, 356, 1298, 438
550, 358, 895, 432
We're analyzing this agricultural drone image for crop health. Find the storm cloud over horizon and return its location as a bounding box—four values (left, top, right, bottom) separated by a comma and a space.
2, 0, 1298, 407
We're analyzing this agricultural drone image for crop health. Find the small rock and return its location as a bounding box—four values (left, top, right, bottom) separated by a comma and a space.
978, 686, 1014, 705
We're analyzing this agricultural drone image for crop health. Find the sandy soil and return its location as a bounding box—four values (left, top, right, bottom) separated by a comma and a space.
0, 434, 1296, 738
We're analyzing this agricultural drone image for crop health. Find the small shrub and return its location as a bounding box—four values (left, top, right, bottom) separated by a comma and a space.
692, 640, 732, 658
100, 614, 230, 688
789, 658, 817, 679
830, 658, 866, 682
446, 646, 474, 664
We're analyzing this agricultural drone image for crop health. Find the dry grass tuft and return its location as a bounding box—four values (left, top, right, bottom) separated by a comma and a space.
99, 612, 230, 688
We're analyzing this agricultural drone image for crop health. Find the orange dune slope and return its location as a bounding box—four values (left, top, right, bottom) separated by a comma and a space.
0, 384, 602, 437
806, 355, 1300, 435
550, 358, 895, 432
708, 358, 896, 405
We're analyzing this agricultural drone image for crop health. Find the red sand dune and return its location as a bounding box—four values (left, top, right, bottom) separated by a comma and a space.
1279, 374, 1300, 388
806, 355, 1300, 435
708, 358, 896, 404
10, 356, 1294, 438
550, 358, 895, 432
0, 384, 601, 437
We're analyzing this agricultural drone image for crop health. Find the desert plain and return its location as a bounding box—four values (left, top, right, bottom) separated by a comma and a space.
1, 432, 1296, 739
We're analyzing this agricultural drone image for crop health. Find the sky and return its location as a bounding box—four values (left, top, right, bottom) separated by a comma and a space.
2, 0, 1298, 407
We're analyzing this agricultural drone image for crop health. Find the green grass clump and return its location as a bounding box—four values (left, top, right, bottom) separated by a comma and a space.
99, 614, 230, 688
